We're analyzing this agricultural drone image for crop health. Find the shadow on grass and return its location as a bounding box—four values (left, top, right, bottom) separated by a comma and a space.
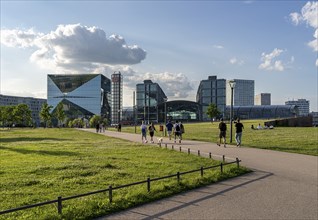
0, 137, 70, 143
0, 146, 80, 157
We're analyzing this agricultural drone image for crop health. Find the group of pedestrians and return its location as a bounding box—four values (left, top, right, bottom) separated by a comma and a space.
139, 118, 244, 147
140, 120, 184, 144
217, 118, 244, 147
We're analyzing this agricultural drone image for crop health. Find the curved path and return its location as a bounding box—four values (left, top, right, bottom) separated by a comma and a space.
81, 129, 317, 220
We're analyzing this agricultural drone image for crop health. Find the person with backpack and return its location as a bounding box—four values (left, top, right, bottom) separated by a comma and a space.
166, 120, 174, 140
148, 122, 156, 143
140, 121, 148, 143
217, 118, 227, 147
174, 120, 182, 143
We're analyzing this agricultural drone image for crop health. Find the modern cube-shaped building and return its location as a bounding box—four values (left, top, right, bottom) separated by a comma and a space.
47, 74, 111, 120
226, 79, 255, 106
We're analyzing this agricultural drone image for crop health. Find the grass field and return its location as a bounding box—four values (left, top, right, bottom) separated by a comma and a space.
113, 119, 318, 156
0, 128, 248, 220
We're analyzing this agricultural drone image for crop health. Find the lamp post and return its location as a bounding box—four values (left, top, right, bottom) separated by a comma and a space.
229, 80, 236, 143
163, 98, 168, 136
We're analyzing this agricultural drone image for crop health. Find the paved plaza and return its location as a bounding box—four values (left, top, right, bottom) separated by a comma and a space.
80, 129, 318, 220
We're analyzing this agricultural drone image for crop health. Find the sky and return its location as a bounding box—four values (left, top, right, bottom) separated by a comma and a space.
1, 1, 317, 111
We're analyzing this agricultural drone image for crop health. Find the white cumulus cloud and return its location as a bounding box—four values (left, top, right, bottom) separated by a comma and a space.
1, 24, 147, 72
290, 1, 318, 65
259, 48, 285, 71
229, 57, 244, 65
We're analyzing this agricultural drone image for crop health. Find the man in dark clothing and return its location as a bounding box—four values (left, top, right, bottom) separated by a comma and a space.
217, 119, 227, 147
166, 120, 174, 140
235, 119, 244, 147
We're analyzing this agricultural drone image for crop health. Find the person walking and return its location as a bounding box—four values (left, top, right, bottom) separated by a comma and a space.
235, 119, 244, 147
148, 122, 156, 143
166, 120, 174, 140
217, 118, 227, 147
174, 120, 182, 143
179, 121, 185, 141
140, 121, 148, 143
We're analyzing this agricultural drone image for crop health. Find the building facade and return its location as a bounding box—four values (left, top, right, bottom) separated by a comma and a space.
285, 99, 310, 116
111, 72, 123, 125
0, 94, 46, 126
47, 74, 111, 121
255, 93, 271, 105
226, 79, 255, 106
196, 76, 226, 121
136, 80, 167, 123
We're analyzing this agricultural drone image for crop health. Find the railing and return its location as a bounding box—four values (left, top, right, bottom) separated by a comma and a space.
0, 144, 241, 216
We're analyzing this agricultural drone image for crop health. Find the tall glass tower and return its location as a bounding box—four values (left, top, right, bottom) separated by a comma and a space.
111, 72, 123, 124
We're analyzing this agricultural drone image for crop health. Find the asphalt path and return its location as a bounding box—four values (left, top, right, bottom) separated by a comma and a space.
80, 129, 318, 220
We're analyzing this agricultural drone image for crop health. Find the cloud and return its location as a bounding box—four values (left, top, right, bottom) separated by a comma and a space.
229, 57, 244, 65
290, 1, 318, 65
213, 45, 224, 49
259, 48, 285, 71
1, 24, 147, 72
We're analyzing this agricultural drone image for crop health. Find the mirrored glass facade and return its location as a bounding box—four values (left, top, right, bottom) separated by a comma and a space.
48, 74, 111, 120
111, 72, 123, 124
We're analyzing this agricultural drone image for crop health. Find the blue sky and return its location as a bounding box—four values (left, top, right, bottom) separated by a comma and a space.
1, 1, 317, 111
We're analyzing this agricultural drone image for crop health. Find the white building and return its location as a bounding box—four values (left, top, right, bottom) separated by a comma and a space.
111, 72, 123, 124
285, 99, 309, 116
226, 79, 255, 106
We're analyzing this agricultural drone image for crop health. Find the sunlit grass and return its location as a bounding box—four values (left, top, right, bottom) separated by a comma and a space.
0, 128, 248, 219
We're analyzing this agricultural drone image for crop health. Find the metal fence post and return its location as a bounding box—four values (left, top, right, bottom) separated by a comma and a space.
201, 167, 203, 177
236, 158, 240, 168
147, 177, 151, 192
222, 155, 225, 163
177, 172, 180, 183
179, 146, 182, 152
109, 185, 113, 203
209, 152, 212, 159
165, 143, 167, 148
172, 145, 174, 150
220, 163, 223, 173
57, 196, 62, 215
198, 150, 200, 156
188, 148, 190, 155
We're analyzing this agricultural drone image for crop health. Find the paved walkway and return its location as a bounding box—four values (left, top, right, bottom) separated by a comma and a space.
81, 129, 318, 220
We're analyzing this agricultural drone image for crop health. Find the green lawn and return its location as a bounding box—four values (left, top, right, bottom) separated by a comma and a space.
0, 128, 248, 220
115, 120, 318, 156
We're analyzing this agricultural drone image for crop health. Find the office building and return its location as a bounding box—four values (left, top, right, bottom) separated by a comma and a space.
0, 94, 46, 126
136, 80, 167, 123
111, 72, 123, 124
196, 76, 226, 120
255, 93, 271, 105
226, 79, 255, 106
47, 74, 111, 121
285, 99, 309, 116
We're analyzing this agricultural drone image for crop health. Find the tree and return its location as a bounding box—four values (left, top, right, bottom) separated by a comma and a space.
54, 102, 66, 127
89, 115, 101, 128
13, 104, 32, 127
39, 103, 53, 128
206, 103, 221, 122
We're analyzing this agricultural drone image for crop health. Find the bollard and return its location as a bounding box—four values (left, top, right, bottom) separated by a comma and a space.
179, 146, 182, 152
57, 196, 62, 214
220, 163, 223, 173
172, 145, 174, 150
188, 148, 190, 155
201, 167, 203, 177
165, 143, 167, 148
177, 172, 180, 183
198, 150, 200, 156
222, 155, 225, 163
209, 152, 212, 159
109, 185, 113, 203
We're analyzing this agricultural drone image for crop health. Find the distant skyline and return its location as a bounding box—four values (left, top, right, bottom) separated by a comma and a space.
1, 1, 317, 111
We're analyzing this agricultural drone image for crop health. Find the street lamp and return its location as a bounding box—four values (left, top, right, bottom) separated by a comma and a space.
229, 80, 236, 143
163, 98, 168, 136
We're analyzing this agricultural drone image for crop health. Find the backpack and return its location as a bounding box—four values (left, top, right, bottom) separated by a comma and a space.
175, 124, 180, 132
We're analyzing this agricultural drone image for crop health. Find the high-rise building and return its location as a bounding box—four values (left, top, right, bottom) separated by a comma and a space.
285, 99, 309, 116
47, 74, 111, 121
111, 72, 123, 125
196, 76, 226, 120
255, 93, 271, 105
136, 80, 167, 123
226, 79, 254, 106
0, 94, 46, 126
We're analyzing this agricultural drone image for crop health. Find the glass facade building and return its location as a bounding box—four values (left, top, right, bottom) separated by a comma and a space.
226, 79, 255, 106
285, 99, 309, 116
164, 100, 201, 122
111, 72, 123, 124
196, 76, 226, 121
136, 80, 167, 123
47, 74, 111, 121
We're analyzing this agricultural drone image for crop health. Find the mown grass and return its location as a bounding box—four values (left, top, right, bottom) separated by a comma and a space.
115, 119, 318, 156
0, 128, 249, 220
